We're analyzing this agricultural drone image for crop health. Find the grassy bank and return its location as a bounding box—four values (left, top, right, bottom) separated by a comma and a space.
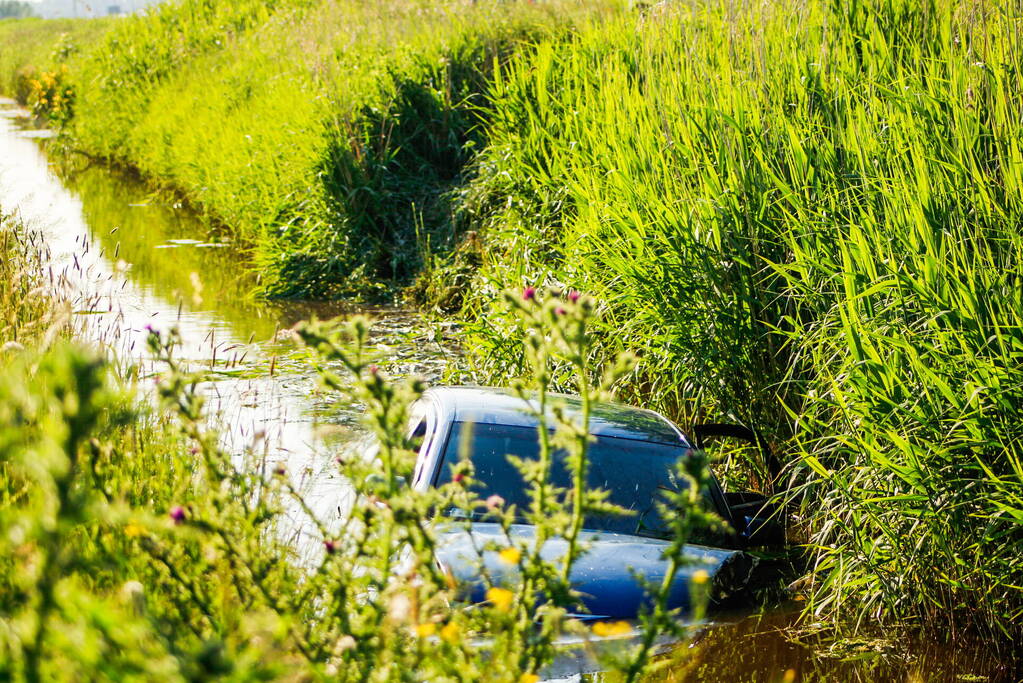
11, 0, 612, 299
3, 0, 1022, 652
459, 0, 1023, 644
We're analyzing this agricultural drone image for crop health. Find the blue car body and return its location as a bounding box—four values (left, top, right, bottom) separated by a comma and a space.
407, 387, 756, 620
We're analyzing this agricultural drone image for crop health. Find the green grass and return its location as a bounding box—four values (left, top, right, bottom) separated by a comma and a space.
0, 212, 66, 347
52, 0, 617, 299
3, 0, 1022, 652
457, 0, 1023, 645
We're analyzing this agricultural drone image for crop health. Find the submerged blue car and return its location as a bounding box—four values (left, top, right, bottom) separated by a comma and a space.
405, 387, 778, 620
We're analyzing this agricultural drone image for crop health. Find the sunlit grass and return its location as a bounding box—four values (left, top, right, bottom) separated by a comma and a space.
0, 17, 113, 102
460, 0, 1023, 645
3, 0, 1022, 652
55, 0, 620, 298
0, 212, 67, 348
0, 211, 707, 678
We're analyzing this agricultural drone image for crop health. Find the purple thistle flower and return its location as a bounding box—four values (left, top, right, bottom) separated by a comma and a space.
555, 306, 566, 316
324, 539, 338, 554
568, 290, 580, 303
169, 506, 186, 524
522, 287, 536, 301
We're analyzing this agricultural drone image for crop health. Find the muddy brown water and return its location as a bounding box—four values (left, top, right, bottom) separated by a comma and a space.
0, 98, 1011, 682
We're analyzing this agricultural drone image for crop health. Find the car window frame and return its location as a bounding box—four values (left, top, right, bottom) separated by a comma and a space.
408, 403, 432, 486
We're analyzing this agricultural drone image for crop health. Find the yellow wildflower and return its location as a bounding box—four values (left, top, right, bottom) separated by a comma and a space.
498, 546, 521, 565
124, 523, 145, 538
691, 569, 710, 585
519, 674, 539, 683
486, 586, 514, 612
440, 621, 460, 644
414, 622, 436, 638
592, 620, 632, 637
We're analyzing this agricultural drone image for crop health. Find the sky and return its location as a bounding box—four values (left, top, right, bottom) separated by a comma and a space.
24, 0, 161, 18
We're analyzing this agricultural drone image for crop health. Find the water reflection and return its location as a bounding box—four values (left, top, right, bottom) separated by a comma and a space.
567, 608, 1011, 682
0, 97, 459, 545
53, 153, 342, 344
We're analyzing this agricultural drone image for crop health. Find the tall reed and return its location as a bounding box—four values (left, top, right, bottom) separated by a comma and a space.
459, 0, 1023, 643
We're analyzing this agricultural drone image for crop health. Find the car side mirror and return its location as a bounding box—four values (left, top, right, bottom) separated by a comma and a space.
691, 423, 783, 486
724, 491, 785, 547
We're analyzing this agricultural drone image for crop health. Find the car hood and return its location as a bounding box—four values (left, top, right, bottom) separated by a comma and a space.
435, 523, 751, 619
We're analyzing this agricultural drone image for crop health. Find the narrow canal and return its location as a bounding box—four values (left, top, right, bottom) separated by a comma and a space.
0, 96, 461, 547
0, 98, 1011, 682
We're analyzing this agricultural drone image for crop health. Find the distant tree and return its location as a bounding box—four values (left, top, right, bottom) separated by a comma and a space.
0, 1, 36, 19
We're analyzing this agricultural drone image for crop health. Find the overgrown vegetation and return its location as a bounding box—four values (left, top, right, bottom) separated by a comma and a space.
0, 17, 112, 103
0, 213, 66, 348
459, 0, 1023, 646
2, 0, 1021, 657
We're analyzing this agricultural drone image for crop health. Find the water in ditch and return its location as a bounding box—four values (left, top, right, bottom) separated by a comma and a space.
0, 96, 463, 550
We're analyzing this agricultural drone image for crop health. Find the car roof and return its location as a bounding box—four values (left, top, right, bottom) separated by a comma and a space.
422, 386, 689, 446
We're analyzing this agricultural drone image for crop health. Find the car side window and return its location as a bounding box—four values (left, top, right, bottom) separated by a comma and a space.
434, 421, 727, 541
407, 403, 437, 486
408, 418, 427, 452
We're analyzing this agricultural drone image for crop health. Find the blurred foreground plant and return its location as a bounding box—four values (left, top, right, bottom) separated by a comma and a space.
0, 287, 715, 680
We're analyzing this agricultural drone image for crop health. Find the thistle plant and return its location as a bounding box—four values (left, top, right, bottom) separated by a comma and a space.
285, 287, 719, 680
488, 288, 722, 682
0, 282, 716, 680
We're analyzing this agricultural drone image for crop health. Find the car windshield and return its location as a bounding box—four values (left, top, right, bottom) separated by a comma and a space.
435, 420, 708, 539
